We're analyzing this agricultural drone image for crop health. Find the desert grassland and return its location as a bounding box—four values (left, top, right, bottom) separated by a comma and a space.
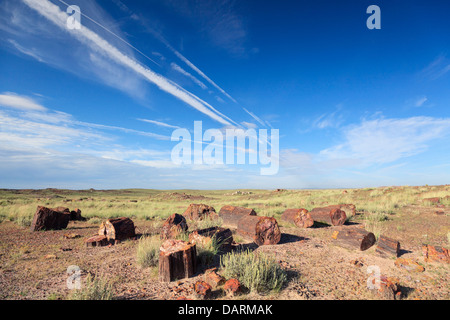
0, 185, 449, 242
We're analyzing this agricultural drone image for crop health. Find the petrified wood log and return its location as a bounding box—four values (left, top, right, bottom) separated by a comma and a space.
281, 208, 314, 228
310, 207, 347, 226
237, 215, 281, 246
189, 226, 233, 252
325, 204, 356, 218
422, 244, 450, 263
98, 217, 136, 241
30, 206, 70, 231
218, 205, 257, 228
160, 213, 188, 240
159, 239, 197, 282
85, 235, 109, 247
331, 226, 376, 251
376, 235, 400, 258
183, 204, 217, 221
69, 208, 86, 221
193, 281, 212, 299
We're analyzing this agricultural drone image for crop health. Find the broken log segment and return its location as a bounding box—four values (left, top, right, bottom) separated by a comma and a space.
85, 235, 109, 247
281, 208, 314, 228
189, 226, 233, 252
160, 213, 188, 240
30, 206, 71, 231
331, 226, 376, 251
309, 207, 347, 226
376, 235, 400, 258
183, 204, 217, 221
218, 205, 257, 229
324, 204, 356, 218
237, 215, 281, 246
194, 281, 212, 299
422, 244, 450, 263
98, 217, 136, 241
159, 239, 197, 282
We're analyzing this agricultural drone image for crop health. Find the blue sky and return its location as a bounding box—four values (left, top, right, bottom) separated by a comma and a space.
1, 0, 450, 189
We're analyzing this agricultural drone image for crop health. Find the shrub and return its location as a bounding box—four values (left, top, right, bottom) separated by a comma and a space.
136, 235, 161, 268
220, 249, 287, 293
68, 274, 114, 300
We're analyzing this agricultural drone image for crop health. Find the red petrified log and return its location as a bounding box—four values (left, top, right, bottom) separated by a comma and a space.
237, 215, 281, 245
159, 239, 197, 282
30, 206, 70, 231
183, 204, 217, 220
98, 217, 136, 241
281, 208, 314, 228
331, 226, 376, 251
422, 244, 450, 263
223, 278, 242, 297
193, 281, 212, 299
85, 235, 109, 247
309, 207, 347, 226
160, 213, 188, 240
218, 205, 257, 228
376, 235, 400, 258
189, 227, 233, 252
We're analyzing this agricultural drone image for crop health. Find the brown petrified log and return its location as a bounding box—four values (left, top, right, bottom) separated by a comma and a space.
85, 235, 109, 247
159, 239, 197, 282
204, 269, 225, 289
309, 207, 347, 226
30, 206, 71, 231
218, 205, 257, 228
325, 204, 356, 218
193, 281, 212, 299
422, 244, 450, 263
69, 208, 86, 221
376, 235, 401, 258
281, 208, 314, 228
236, 215, 281, 246
369, 275, 401, 300
160, 213, 188, 240
183, 204, 217, 220
98, 217, 136, 241
331, 226, 376, 251
189, 227, 233, 252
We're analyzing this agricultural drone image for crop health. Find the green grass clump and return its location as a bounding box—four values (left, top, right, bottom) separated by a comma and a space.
197, 234, 229, 267
68, 274, 114, 300
220, 249, 287, 293
136, 235, 161, 268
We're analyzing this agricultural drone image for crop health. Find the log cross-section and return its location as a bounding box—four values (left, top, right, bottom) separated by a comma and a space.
183, 204, 217, 221
331, 226, 376, 251
159, 239, 197, 282
237, 215, 281, 246
98, 217, 136, 241
160, 213, 188, 240
281, 208, 314, 228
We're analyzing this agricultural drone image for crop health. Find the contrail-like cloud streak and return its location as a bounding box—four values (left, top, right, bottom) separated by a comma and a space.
22, 0, 232, 125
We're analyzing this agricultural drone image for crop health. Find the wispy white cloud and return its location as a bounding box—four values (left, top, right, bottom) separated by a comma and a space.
414, 96, 428, 107
16, 0, 234, 126
421, 55, 450, 80
170, 62, 208, 89
320, 116, 450, 165
0, 92, 47, 111
137, 118, 181, 129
